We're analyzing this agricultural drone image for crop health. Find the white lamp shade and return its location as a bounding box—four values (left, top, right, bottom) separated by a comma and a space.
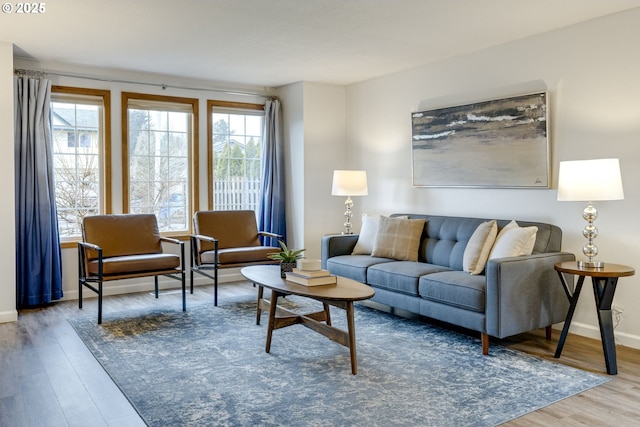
557, 158, 624, 201
331, 170, 368, 196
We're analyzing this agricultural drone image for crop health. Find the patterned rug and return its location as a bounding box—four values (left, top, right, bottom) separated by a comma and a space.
70, 296, 609, 427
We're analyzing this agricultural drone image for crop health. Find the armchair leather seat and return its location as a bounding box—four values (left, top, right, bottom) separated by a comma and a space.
201, 246, 278, 265
88, 253, 181, 276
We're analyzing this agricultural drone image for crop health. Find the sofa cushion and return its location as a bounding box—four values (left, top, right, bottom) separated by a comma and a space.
418, 271, 486, 313
326, 255, 393, 283
372, 216, 426, 261
463, 220, 497, 275
489, 220, 537, 260
408, 215, 487, 269
368, 261, 452, 296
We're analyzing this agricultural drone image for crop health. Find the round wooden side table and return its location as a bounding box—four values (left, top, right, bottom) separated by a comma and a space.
554, 261, 635, 375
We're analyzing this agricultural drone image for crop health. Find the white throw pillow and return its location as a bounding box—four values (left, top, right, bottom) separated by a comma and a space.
352, 214, 381, 255
463, 220, 498, 275
371, 216, 426, 261
489, 221, 538, 259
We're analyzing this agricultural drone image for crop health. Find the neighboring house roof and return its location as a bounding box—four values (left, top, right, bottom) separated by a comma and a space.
52, 107, 99, 130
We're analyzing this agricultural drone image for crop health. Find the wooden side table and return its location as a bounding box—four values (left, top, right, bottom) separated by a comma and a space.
554, 261, 635, 374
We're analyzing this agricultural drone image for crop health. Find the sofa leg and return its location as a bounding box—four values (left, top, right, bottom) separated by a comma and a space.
545, 325, 553, 340
481, 333, 489, 355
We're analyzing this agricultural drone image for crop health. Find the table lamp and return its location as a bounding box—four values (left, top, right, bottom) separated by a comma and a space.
331, 170, 368, 234
557, 158, 624, 268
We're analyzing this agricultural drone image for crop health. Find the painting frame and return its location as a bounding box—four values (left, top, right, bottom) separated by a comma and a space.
411, 92, 549, 188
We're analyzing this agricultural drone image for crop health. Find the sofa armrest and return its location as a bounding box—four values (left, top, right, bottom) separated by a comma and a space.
484, 251, 576, 339
321, 234, 359, 269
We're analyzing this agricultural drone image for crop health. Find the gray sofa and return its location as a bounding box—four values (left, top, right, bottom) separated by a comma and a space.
321, 214, 575, 354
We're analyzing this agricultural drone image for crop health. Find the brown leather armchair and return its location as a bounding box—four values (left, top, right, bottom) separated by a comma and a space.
190, 210, 281, 305
78, 214, 186, 324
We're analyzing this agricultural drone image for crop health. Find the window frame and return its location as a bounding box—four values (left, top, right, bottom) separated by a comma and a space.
122, 92, 199, 237
207, 100, 264, 211
51, 85, 111, 248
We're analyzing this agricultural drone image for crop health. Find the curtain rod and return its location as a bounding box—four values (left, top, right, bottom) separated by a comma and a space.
13, 68, 269, 98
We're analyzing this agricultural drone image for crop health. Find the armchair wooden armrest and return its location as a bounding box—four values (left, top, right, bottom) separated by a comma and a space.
189, 234, 219, 272
78, 241, 102, 252
190, 234, 218, 244
160, 236, 183, 245
258, 231, 282, 239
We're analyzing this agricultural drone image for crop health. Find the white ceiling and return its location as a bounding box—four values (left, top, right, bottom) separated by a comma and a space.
2, 0, 640, 88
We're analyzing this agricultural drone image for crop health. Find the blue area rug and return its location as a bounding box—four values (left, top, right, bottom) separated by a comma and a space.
70, 296, 609, 427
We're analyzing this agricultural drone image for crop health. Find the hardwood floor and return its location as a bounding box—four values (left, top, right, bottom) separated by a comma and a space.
2, 281, 640, 427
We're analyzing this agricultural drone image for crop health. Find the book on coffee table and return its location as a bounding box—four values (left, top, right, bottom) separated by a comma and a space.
285, 272, 337, 286
291, 268, 331, 278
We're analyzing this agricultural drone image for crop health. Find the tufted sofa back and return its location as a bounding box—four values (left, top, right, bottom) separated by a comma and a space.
391, 214, 562, 270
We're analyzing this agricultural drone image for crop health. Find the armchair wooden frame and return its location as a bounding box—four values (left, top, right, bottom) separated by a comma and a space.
78, 214, 186, 324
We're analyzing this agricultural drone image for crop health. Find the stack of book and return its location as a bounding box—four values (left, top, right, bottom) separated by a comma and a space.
285, 268, 337, 286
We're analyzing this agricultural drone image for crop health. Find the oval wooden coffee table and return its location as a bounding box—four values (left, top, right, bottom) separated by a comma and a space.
241, 265, 375, 374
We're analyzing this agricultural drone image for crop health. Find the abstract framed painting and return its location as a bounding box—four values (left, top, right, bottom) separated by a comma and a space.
411, 92, 549, 188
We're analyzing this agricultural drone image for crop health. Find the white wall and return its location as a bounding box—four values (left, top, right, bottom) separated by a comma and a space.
278, 82, 347, 259
302, 82, 347, 257
278, 82, 305, 253
0, 43, 16, 322
345, 8, 640, 348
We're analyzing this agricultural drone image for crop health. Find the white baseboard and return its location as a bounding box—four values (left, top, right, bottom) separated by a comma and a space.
559, 321, 640, 350
60, 269, 244, 301
0, 310, 18, 323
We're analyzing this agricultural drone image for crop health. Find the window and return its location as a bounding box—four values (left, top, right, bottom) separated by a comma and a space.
208, 101, 264, 212
122, 93, 199, 234
51, 86, 111, 243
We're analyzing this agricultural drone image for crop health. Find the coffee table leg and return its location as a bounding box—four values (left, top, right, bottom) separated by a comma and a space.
265, 290, 280, 353
346, 301, 357, 375
256, 285, 263, 325
323, 302, 332, 326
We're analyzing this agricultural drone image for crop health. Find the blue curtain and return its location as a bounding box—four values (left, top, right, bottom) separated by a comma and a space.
14, 76, 63, 307
258, 97, 286, 247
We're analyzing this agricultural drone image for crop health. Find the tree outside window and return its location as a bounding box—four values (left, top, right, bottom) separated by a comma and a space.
123, 93, 198, 234
210, 103, 264, 213
50, 86, 110, 242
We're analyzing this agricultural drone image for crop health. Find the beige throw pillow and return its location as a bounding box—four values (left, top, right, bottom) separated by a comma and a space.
371, 216, 426, 261
463, 220, 498, 275
352, 214, 409, 255
489, 220, 538, 260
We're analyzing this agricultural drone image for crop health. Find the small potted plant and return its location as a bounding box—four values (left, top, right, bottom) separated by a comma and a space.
268, 240, 305, 278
